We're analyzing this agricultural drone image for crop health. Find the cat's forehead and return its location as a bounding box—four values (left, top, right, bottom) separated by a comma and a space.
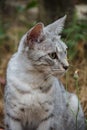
27, 31, 67, 53
45, 34, 67, 52
55, 37, 67, 51
40, 39, 56, 52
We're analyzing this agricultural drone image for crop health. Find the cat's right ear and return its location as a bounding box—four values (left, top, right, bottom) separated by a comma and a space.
45, 15, 66, 35
26, 23, 44, 49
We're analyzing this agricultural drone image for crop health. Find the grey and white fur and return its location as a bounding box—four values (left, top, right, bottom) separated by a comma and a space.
4, 15, 85, 130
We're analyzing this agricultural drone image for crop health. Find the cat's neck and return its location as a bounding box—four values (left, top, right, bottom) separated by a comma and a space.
23, 71, 54, 91
9, 52, 54, 90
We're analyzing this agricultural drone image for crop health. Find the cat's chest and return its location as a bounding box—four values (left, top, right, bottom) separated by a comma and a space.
8, 83, 54, 121
19, 91, 54, 121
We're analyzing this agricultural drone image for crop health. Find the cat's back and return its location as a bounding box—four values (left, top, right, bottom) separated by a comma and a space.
6, 53, 19, 77
4, 52, 26, 108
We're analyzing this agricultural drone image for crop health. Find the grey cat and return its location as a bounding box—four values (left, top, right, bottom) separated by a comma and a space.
4, 15, 85, 130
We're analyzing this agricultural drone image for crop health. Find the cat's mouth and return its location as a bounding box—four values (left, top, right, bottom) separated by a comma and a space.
52, 67, 68, 77
52, 69, 65, 73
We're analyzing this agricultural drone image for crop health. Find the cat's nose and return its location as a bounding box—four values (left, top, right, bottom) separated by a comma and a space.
63, 65, 69, 70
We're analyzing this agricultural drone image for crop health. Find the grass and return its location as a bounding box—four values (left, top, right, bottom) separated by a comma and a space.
63, 13, 87, 60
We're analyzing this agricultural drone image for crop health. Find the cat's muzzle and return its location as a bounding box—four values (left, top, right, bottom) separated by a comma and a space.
63, 65, 69, 70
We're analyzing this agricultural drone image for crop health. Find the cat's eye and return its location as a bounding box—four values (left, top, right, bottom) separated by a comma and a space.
65, 48, 68, 54
65, 50, 67, 54
48, 52, 58, 59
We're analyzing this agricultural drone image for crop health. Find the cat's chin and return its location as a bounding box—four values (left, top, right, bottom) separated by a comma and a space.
52, 70, 66, 78
53, 73, 64, 78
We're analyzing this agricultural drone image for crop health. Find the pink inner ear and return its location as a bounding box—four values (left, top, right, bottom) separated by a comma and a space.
27, 23, 43, 43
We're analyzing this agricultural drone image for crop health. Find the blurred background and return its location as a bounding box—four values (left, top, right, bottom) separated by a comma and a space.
0, 0, 87, 128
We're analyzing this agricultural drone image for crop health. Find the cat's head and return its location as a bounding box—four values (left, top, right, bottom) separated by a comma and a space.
18, 15, 69, 78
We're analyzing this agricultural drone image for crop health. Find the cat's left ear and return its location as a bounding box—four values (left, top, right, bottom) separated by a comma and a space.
26, 23, 44, 49
45, 15, 66, 35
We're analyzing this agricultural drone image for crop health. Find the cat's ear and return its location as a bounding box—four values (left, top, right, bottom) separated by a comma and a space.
45, 15, 66, 35
26, 23, 44, 49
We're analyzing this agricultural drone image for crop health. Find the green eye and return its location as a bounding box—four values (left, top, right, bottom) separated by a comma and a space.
48, 52, 58, 59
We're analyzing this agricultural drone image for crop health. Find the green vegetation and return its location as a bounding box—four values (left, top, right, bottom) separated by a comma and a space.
63, 14, 87, 60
